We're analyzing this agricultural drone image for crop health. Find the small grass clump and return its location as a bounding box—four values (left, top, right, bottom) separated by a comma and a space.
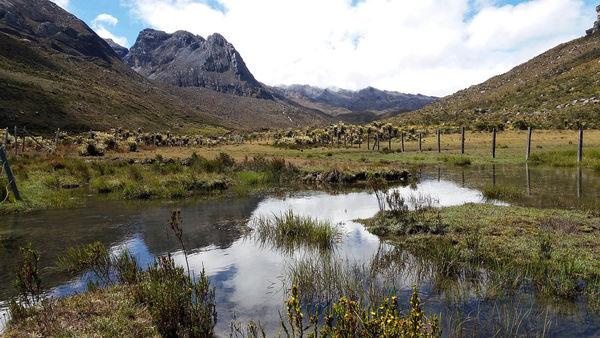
253, 211, 342, 252
441, 155, 472, 166
482, 185, 523, 201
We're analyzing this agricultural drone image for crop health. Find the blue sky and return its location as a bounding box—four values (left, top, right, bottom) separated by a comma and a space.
52, 0, 597, 96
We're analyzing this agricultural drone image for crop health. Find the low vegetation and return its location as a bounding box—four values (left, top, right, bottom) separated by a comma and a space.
363, 203, 600, 302
253, 211, 342, 253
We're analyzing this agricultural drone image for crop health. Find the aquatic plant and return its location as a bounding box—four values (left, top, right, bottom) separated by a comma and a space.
253, 210, 342, 253
8, 242, 43, 322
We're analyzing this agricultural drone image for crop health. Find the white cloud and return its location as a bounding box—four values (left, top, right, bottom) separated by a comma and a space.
50, 0, 69, 9
124, 0, 594, 96
91, 13, 129, 47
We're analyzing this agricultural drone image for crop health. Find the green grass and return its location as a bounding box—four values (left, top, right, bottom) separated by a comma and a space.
4, 286, 159, 337
363, 204, 600, 301
530, 149, 600, 168
481, 185, 523, 200
253, 211, 342, 252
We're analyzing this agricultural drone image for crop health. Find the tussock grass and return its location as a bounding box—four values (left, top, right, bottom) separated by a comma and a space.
253, 211, 342, 252
482, 185, 523, 201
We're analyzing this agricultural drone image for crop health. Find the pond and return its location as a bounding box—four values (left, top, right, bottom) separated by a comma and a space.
1, 164, 599, 336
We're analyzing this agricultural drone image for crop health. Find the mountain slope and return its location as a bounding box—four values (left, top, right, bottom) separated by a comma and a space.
0, 0, 330, 132
393, 31, 600, 129
124, 29, 272, 99
272, 84, 437, 123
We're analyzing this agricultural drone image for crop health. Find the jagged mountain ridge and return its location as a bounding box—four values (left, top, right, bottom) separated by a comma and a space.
123, 29, 272, 99
0, 0, 331, 132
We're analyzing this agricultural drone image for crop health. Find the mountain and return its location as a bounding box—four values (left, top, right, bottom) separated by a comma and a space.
393, 11, 600, 130
124, 29, 272, 99
272, 84, 437, 123
0, 0, 330, 132
104, 38, 128, 59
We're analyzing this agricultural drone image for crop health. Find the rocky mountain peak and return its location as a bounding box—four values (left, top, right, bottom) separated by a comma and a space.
586, 5, 600, 35
104, 38, 128, 59
0, 0, 117, 62
124, 28, 272, 99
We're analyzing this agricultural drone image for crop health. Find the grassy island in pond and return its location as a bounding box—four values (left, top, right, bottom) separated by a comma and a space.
362, 203, 600, 303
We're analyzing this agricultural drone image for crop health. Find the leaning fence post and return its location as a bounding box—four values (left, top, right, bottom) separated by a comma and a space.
526, 127, 532, 161
492, 128, 497, 159
436, 129, 441, 153
461, 126, 465, 154
0, 147, 21, 200
419, 132, 422, 152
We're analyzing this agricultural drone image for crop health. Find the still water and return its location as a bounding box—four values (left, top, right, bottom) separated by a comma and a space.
1, 164, 599, 336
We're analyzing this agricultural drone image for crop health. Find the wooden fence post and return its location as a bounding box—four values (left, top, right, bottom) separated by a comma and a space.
54, 128, 60, 151
21, 127, 26, 153
0, 147, 21, 200
419, 133, 422, 152
492, 128, 497, 159
526, 127, 532, 161
578, 127, 583, 163
436, 129, 441, 153
13, 126, 18, 157
401, 132, 405, 153
460, 126, 465, 154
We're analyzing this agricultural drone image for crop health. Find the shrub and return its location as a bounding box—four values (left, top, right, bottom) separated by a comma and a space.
133, 255, 217, 337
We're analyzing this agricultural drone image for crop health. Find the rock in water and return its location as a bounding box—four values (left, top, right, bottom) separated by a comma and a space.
124, 29, 272, 99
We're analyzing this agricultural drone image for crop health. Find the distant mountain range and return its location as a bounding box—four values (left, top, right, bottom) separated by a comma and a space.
270, 85, 437, 123
105, 33, 436, 123
3, 0, 598, 132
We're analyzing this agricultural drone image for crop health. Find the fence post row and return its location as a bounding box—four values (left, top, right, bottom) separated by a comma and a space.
0, 147, 21, 200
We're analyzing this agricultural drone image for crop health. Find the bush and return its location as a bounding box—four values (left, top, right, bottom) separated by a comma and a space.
134, 255, 216, 337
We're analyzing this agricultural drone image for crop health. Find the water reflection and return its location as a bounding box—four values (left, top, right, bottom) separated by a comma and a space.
1, 164, 599, 336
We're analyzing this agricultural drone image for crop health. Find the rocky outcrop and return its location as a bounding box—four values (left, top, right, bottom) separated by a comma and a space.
124, 29, 272, 99
0, 0, 117, 62
587, 5, 600, 35
104, 38, 128, 59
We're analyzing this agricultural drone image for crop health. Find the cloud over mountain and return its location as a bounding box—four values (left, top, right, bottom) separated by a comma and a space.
122, 0, 593, 96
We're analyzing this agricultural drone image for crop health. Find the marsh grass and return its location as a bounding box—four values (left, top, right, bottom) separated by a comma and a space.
530, 149, 600, 168
366, 203, 600, 303
482, 185, 523, 201
253, 211, 342, 253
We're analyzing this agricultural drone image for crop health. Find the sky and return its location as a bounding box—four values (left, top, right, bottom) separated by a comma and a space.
50, 0, 597, 97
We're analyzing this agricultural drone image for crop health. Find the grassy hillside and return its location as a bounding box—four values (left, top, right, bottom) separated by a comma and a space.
393, 32, 600, 130
0, 33, 330, 134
